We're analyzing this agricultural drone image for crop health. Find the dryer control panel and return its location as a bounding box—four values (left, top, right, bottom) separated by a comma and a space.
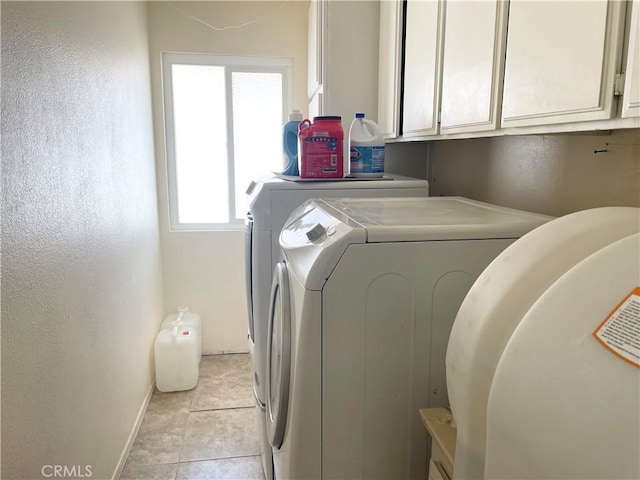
281, 201, 358, 248
280, 200, 367, 291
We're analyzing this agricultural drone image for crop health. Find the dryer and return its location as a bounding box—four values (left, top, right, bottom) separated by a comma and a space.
265, 197, 552, 480
244, 174, 429, 479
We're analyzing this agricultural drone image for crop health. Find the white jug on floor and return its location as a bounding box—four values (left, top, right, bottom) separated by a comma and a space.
155, 326, 199, 393
161, 306, 202, 362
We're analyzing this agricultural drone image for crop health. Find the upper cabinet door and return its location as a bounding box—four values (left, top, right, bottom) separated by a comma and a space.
402, 0, 444, 137
378, 0, 403, 139
501, 0, 625, 128
440, 0, 509, 134
308, 0, 324, 99
622, 0, 640, 118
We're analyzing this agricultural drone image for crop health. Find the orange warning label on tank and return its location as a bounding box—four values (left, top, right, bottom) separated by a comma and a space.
592, 286, 640, 368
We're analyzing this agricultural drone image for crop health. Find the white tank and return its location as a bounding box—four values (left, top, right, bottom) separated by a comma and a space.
485, 232, 640, 479
445, 207, 640, 479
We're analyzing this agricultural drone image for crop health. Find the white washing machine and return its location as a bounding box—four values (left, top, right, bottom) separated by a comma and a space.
265, 197, 552, 480
446, 206, 640, 480
244, 174, 429, 479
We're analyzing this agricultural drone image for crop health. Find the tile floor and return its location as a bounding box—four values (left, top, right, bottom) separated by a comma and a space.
119, 354, 265, 480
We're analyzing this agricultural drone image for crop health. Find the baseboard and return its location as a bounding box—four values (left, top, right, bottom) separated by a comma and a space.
202, 350, 250, 355
111, 380, 155, 480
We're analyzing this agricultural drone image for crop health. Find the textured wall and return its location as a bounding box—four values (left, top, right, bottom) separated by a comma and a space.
428, 129, 640, 216
385, 142, 430, 179
147, 1, 309, 353
1, 2, 164, 479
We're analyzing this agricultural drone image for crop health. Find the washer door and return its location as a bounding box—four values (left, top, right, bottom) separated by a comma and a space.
265, 261, 291, 449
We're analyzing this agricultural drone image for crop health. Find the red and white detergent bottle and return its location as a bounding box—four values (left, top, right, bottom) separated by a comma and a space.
298, 116, 344, 178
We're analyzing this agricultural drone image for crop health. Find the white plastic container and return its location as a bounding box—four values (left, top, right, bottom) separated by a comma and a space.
155, 326, 199, 392
161, 306, 201, 362
348, 113, 385, 177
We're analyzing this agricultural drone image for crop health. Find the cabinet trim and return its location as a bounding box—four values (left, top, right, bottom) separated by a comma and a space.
307, 0, 324, 100
390, 117, 639, 143
622, 0, 640, 118
378, 0, 403, 139
402, 0, 445, 138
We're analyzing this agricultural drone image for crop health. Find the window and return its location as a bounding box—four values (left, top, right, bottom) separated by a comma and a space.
162, 53, 293, 230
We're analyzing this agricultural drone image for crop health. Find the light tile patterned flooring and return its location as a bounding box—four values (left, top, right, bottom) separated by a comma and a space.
119, 354, 265, 480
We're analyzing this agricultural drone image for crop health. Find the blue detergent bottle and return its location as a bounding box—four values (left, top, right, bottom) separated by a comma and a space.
282, 109, 304, 176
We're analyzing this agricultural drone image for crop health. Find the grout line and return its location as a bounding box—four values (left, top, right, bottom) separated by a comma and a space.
188, 405, 256, 413
175, 410, 191, 465
177, 454, 262, 466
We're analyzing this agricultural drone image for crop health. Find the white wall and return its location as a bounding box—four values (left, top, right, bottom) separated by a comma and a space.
1, 2, 163, 479
147, 1, 309, 354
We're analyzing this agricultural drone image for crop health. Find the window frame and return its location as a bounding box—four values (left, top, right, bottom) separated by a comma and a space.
162, 52, 293, 231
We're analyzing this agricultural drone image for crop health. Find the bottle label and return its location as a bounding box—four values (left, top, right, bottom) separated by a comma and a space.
350, 145, 384, 174
300, 136, 343, 177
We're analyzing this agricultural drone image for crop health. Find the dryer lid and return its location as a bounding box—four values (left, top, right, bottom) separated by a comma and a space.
246, 174, 429, 231
319, 197, 553, 243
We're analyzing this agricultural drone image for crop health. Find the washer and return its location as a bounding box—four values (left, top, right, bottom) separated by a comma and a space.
265, 197, 552, 480
244, 174, 429, 479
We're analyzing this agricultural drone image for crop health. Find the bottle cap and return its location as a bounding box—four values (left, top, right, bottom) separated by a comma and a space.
355, 113, 365, 118
289, 109, 303, 121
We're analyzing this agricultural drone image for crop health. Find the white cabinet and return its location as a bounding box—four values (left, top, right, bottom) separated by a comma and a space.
501, 0, 626, 127
307, 0, 379, 128
622, 0, 640, 118
402, 0, 443, 137
401, 0, 507, 137
439, 0, 509, 134
377, 0, 403, 139
385, 0, 637, 140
